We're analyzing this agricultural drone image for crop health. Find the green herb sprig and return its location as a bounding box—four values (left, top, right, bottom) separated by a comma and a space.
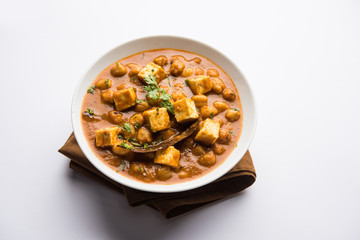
87, 86, 96, 94
143, 74, 174, 114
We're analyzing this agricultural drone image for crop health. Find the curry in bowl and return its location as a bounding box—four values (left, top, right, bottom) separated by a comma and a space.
81, 49, 242, 184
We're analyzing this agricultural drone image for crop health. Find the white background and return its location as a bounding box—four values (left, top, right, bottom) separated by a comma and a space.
1, 0, 359, 239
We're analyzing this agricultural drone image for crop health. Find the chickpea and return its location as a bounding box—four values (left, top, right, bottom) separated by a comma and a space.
195, 67, 204, 75
127, 63, 140, 77
225, 109, 241, 122
211, 78, 225, 94
129, 162, 147, 176
191, 95, 208, 108
101, 89, 114, 103
211, 143, 226, 155
117, 84, 128, 90
222, 88, 236, 101
192, 144, 205, 156
153, 55, 168, 66
129, 113, 144, 127
217, 129, 231, 144
170, 58, 185, 76
206, 69, 219, 77
160, 128, 178, 140
213, 116, 224, 127
156, 166, 173, 181
213, 101, 230, 112
108, 110, 123, 124
182, 137, 194, 149
120, 123, 135, 139
112, 140, 131, 155
136, 127, 153, 144
95, 78, 112, 90
181, 67, 193, 77
200, 106, 218, 119
179, 170, 190, 179
134, 101, 150, 112
110, 62, 127, 77
198, 151, 216, 167
172, 91, 187, 102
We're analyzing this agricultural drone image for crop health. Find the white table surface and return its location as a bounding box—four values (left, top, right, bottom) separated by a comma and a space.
1, 0, 359, 239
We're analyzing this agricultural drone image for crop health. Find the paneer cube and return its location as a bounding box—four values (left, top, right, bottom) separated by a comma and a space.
154, 146, 181, 168
95, 126, 119, 147
138, 62, 166, 83
194, 118, 220, 145
113, 87, 137, 111
173, 98, 199, 123
143, 107, 170, 132
187, 75, 213, 95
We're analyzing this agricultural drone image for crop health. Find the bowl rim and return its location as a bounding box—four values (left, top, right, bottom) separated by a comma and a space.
71, 35, 257, 193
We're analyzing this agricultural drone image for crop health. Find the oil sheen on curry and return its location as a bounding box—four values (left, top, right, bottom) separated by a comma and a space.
81, 49, 243, 184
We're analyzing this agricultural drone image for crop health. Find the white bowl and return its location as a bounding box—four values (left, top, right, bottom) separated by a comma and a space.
71, 36, 257, 193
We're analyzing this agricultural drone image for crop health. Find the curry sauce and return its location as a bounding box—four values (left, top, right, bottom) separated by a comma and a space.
81, 49, 242, 184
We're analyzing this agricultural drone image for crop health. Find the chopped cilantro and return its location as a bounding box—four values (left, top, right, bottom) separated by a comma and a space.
118, 133, 125, 140
122, 123, 132, 133
130, 76, 137, 82
120, 161, 126, 170
228, 130, 234, 135
210, 113, 214, 119
138, 166, 143, 172
233, 108, 240, 112
87, 86, 96, 94
143, 74, 174, 115
135, 98, 143, 104
134, 122, 140, 130
105, 78, 110, 87
185, 79, 190, 86
84, 107, 94, 115
143, 143, 149, 149
119, 141, 134, 150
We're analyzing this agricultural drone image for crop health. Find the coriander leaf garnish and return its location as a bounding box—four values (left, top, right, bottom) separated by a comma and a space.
143, 74, 174, 115
84, 107, 94, 115
233, 108, 240, 111
118, 133, 125, 140
87, 86, 96, 94
105, 78, 110, 87
119, 141, 134, 150
166, 77, 171, 87
134, 122, 140, 130
210, 113, 214, 119
120, 161, 126, 170
135, 98, 143, 104
130, 76, 136, 82
228, 130, 234, 135
185, 79, 189, 86
143, 143, 149, 149
161, 100, 174, 115
122, 123, 132, 133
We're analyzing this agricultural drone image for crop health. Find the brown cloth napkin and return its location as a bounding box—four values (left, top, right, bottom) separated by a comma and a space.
59, 133, 256, 218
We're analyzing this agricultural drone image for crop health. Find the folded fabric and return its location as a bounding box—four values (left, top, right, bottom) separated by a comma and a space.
59, 133, 256, 218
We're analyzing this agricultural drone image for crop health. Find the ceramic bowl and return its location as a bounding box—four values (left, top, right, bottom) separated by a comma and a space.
71, 36, 257, 193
